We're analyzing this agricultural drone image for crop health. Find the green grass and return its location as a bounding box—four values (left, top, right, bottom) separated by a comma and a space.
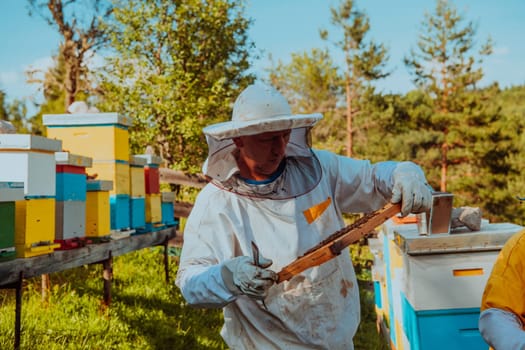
0, 248, 226, 350
351, 241, 390, 350
0, 245, 387, 349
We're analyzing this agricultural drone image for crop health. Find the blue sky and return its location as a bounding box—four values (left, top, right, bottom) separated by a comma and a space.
1, 0, 524, 112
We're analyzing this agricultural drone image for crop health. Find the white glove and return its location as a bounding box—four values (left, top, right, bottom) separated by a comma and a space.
391, 162, 433, 217
221, 255, 277, 300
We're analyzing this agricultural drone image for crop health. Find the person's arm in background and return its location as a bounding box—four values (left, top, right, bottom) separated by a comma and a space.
479, 229, 525, 349
479, 308, 525, 349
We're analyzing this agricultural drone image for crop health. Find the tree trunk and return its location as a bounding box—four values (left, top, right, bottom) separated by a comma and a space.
441, 140, 448, 192
345, 78, 353, 157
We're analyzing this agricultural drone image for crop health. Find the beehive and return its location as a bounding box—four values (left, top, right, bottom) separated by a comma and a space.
15, 198, 60, 257
90, 160, 130, 195
54, 152, 92, 245
135, 154, 162, 194
129, 156, 146, 231
0, 182, 24, 261
43, 113, 132, 162
145, 193, 162, 226
0, 134, 62, 196
0, 135, 62, 257
130, 197, 146, 231
129, 155, 146, 198
378, 218, 524, 350
161, 191, 177, 227
368, 237, 388, 326
110, 194, 130, 230
85, 180, 112, 237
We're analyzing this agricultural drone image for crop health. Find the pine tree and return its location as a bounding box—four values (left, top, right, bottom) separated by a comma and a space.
320, 0, 389, 157
404, 0, 493, 192
266, 48, 345, 153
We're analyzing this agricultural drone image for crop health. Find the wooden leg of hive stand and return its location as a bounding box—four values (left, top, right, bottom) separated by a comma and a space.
102, 252, 113, 306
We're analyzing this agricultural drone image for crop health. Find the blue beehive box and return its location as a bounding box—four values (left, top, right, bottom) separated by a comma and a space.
55, 151, 91, 202
161, 192, 177, 227
401, 295, 486, 350
130, 196, 146, 230
56, 173, 87, 201
110, 194, 130, 230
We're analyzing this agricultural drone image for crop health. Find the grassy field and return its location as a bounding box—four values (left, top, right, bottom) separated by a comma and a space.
0, 245, 388, 349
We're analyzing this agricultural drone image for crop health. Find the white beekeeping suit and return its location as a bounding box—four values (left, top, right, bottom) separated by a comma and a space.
176, 83, 432, 349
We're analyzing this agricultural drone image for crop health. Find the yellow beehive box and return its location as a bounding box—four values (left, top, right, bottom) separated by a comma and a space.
85, 180, 113, 237
15, 197, 59, 257
145, 193, 162, 223
42, 113, 132, 162
46, 125, 129, 162
89, 160, 130, 195
129, 155, 146, 198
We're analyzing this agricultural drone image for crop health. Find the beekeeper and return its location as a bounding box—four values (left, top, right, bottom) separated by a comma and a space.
175, 83, 433, 349
479, 228, 525, 349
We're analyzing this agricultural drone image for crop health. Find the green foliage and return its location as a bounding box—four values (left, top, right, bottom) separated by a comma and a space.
403, 0, 495, 193
29, 50, 69, 136
268, 49, 342, 115
320, 0, 390, 156
0, 91, 31, 134
404, 0, 492, 97
266, 48, 346, 153
97, 0, 254, 173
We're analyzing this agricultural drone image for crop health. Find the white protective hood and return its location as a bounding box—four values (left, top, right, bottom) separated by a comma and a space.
203, 127, 315, 183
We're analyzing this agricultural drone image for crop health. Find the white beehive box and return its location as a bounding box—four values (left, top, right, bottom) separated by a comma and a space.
55, 201, 86, 240
55, 151, 93, 167
0, 182, 25, 202
0, 135, 62, 196
135, 154, 163, 166
42, 112, 132, 127
391, 221, 524, 310
161, 191, 175, 203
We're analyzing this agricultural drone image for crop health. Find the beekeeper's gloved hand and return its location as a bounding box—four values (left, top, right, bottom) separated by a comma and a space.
221, 255, 277, 300
391, 161, 433, 217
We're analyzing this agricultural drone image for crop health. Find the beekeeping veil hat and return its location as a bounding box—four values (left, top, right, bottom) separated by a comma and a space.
202, 83, 323, 181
